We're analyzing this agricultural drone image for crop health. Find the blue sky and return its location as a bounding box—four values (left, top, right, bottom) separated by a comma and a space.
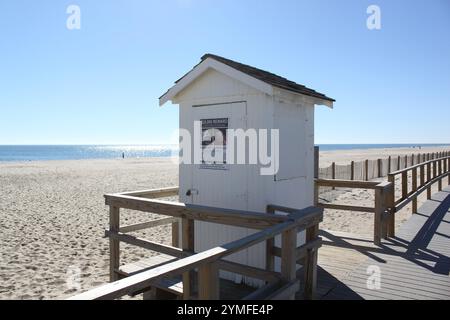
0, 0, 449, 145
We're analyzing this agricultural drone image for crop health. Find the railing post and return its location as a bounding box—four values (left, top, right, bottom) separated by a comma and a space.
304, 225, 319, 300
412, 168, 418, 213
420, 164, 425, 187
281, 228, 297, 300
172, 221, 179, 248
401, 171, 408, 200
427, 162, 432, 199
386, 176, 396, 237
404, 155, 408, 168
198, 262, 219, 300
182, 218, 195, 299
374, 188, 383, 245
397, 156, 401, 170
109, 205, 120, 282
266, 207, 275, 272
438, 159, 442, 191
448, 157, 450, 185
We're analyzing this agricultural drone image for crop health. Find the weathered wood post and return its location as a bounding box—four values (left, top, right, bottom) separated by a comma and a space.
198, 262, 219, 300
313, 146, 319, 207
420, 164, 425, 188
265, 206, 275, 272
377, 159, 382, 178
365, 159, 369, 181
412, 168, 418, 213
331, 162, 336, 189
386, 176, 396, 237
350, 161, 355, 180
182, 218, 195, 299
109, 206, 120, 282
397, 156, 401, 171
304, 225, 319, 300
438, 159, 442, 191
388, 156, 391, 174
281, 228, 297, 300
427, 162, 432, 199
404, 155, 408, 168
402, 171, 408, 200
374, 187, 384, 245
172, 221, 179, 248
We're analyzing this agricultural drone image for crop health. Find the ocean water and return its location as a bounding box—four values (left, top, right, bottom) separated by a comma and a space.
0, 144, 448, 162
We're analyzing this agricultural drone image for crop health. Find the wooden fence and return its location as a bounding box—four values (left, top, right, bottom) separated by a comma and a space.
319, 150, 450, 183
315, 155, 450, 245
68, 188, 323, 300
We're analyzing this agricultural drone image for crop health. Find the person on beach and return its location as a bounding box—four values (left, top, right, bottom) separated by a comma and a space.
122, 152, 125, 159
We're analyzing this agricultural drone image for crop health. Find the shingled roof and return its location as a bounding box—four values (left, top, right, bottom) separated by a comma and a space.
198, 54, 335, 102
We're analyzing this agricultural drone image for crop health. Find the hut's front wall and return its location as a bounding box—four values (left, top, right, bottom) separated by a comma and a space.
174, 68, 315, 287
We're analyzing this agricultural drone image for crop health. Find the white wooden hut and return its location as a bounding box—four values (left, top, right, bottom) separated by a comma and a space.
160, 54, 334, 286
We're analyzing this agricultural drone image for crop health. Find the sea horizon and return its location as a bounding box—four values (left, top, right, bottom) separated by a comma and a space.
0, 143, 449, 162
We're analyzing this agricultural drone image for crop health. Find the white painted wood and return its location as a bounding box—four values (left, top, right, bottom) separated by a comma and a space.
170, 61, 321, 288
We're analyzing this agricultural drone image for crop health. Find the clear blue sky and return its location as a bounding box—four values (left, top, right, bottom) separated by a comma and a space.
0, 0, 449, 145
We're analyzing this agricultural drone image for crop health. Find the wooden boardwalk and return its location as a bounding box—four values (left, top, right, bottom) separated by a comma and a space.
314, 185, 450, 300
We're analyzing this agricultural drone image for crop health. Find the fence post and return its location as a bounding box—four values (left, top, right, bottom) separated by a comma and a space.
331, 162, 336, 189
314, 146, 319, 180
304, 225, 319, 300
365, 159, 369, 181
402, 171, 408, 200
387, 176, 396, 237
182, 218, 195, 299
412, 168, 418, 213
350, 161, 355, 180
281, 228, 297, 300
438, 159, 442, 191
109, 205, 120, 282
427, 162, 432, 199
397, 156, 401, 170
198, 262, 219, 300
374, 188, 383, 245
388, 156, 391, 174
377, 159, 382, 178
404, 155, 408, 168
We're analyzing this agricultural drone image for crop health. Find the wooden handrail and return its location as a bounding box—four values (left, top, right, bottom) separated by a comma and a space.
105, 194, 289, 229
388, 156, 450, 176
68, 206, 323, 300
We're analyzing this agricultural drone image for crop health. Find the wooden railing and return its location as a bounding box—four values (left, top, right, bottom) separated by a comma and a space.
314, 179, 394, 245
315, 155, 450, 246
68, 188, 323, 300
388, 156, 450, 213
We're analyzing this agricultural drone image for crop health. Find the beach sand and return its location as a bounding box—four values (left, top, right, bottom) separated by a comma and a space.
0, 146, 448, 299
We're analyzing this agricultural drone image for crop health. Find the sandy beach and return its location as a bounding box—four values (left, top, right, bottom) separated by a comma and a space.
0, 146, 448, 299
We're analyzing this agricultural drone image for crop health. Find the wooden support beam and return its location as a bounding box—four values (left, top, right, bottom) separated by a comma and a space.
198, 262, 219, 300
401, 171, 408, 200
420, 165, 425, 188
172, 221, 179, 248
387, 157, 391, 174
412, 168, 418, 213
377, 158, 382, 178
304, 225, 318, 300
331, 162, 336, 189
266, 207, 275, 272
281, 228, 297, 300
181, 218, 195, 300
438, 160, 442, 191
374, 188, 384, 245
397, 156, 401, 171
386, 177, 396, 237
109, 206, 120, 282
427, 163, 432, 200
